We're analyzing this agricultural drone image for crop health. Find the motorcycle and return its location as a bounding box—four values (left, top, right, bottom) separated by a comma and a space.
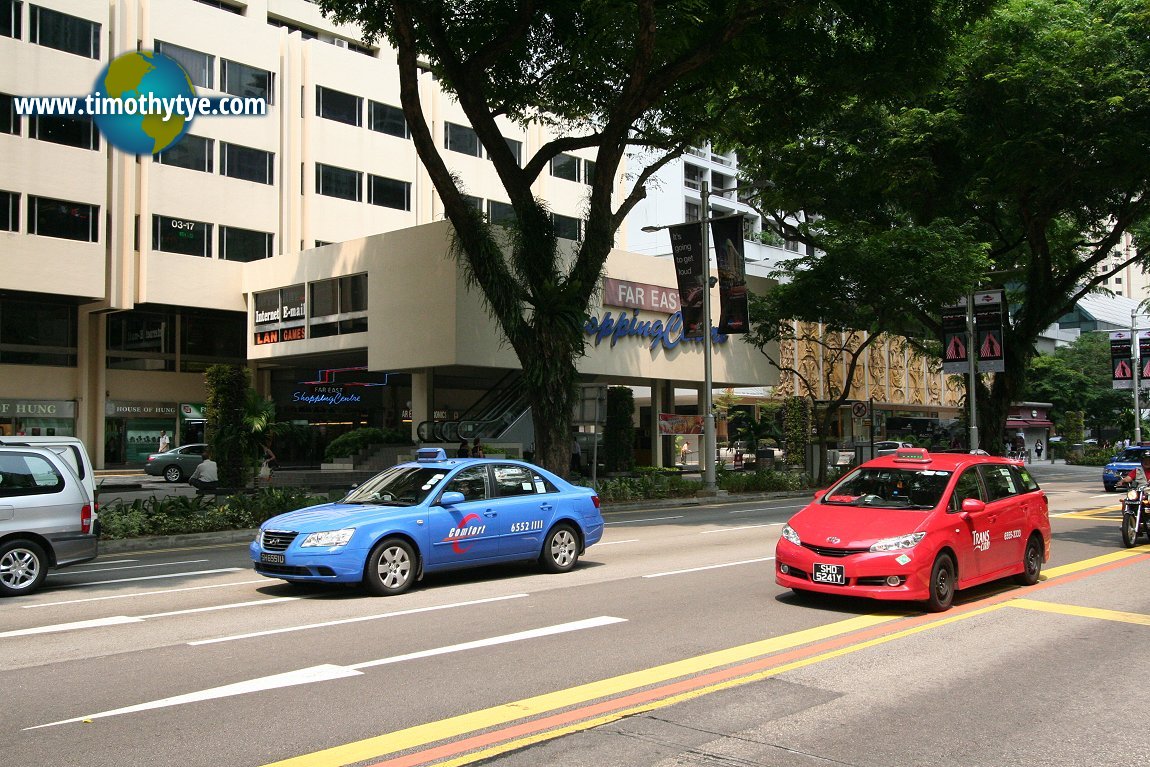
1120, 485, 1150, 547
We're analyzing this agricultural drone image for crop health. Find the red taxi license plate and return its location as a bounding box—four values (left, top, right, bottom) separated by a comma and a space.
812, 562, 845, 585
260, 553, 285, 565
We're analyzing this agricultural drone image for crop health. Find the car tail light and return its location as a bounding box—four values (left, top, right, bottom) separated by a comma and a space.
591, 495, 601, 509
146, 455, 155, 462
81, 504, 93, 534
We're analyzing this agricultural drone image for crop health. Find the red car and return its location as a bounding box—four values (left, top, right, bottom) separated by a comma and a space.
775, 448, 1050, 611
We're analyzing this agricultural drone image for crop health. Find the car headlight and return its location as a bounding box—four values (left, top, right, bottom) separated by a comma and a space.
781, 525, 801, 546
300, 528, 356, 548
870, 532, 927, 552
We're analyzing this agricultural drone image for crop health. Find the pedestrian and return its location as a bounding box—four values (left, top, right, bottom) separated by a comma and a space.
189, 449, 219, 494
570, 434, 583, 476
457, 438, 470, 458
680, 440, 689, 465
471, 437, 484, 458
1035, 440, 1043, 460
259, 444, 277, 484
158, 429, 170, 453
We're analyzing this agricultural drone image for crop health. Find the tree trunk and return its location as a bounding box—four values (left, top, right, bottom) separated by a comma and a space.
518, 325, 580, 478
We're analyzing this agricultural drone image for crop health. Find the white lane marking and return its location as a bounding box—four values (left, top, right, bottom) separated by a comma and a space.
57, 559, 208, 575
604, 516, 684, 525
2, 598, 300, 639
74, 559, 138, 566
0, 616, 144, 638
22, 580, 268, 608
699, 524, 782, 535
188, 593, 530, 645
643, 557, 775, 578
1091, 494, 1118, 499
58, 568, 243, 588
728, 503, 805, 514
597, 539, 639, 546
28, 616, 626, 729
351, 616, 627, 670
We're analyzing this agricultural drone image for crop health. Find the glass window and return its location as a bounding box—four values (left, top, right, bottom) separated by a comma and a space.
463, 195, 483, 211
0, 298, 76, 366
979, 465, 1019, 502
492, 465, 547, 498
368, 175, 410, 211
368, 101, 407, 138
316, 85, 361, 126
220, 226, 272, 262
583, 158, 596, 185
552, 213, 581, 241
310, 278, 338, 318
221, 142, 273, 184
684, 201, 700, 223
822, 467, 952, 510
180, 311, 244, 371
0, 190, 16, 231
153, 214, 211, 257
221, 59, 273, 104
29, 196, 97, 242
0, 92, 17, 134
340, 274, 367, 312
949, 469, 984, 511
1, 0, 20, 39
156, 134, 213, 172
1012, 466, 1040, 493
0, 452, 64, 498
444, 465, 489, 502
267, 17, 317, 40
154, 41, 213, 89
30, 5, 99, 58
488, 200, 515, 226
503, 138, 522, 166
445, 122, 480, 157
550, 154, 579, 182
684, 164, 704, 190
194, 0, 242, 13
315, 163, 361, 201
106, 310, 175, 370
30, 114, 98, 149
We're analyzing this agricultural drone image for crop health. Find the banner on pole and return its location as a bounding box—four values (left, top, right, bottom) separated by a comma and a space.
1111, 331, 1133, 390
668, 223, 706, 337
973, 290, 1005, 373
710, 215, 749, 334
941, 299, 969, 374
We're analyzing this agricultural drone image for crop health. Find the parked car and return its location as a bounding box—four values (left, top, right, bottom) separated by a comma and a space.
775, 447, 1050, 612
874, 440, 914, 455
0, 445, 99, 596
250, 448, 604, 595
1103, 446, 1150, 492
144, 443, 207, 483
0, 436, 97, 503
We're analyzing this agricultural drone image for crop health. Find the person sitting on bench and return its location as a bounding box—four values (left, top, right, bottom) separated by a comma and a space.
189, 449, 219, 494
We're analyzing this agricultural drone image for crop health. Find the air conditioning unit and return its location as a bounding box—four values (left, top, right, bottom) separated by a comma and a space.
333, 39, 349, 49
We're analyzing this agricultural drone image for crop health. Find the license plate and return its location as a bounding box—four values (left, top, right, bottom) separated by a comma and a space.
812, 562, 845, 585
260, 553, 285, 565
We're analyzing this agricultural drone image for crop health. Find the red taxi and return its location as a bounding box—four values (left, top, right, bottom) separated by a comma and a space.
775, 448, 1050, 611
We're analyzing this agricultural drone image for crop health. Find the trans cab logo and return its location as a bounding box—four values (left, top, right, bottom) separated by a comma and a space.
972, 529, 991, 552
444, 513, 486, 554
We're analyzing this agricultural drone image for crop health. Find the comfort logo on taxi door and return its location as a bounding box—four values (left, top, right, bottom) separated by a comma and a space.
444, 513, 487, 554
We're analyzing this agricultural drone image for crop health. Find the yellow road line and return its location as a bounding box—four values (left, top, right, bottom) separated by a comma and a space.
1042, 547, 1149, 579
1055, 506, 1121, 519
1008, 598, 1150, 626
261, 613, 899, 767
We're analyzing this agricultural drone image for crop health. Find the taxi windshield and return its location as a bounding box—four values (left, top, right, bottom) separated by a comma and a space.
1116, 449, 1149, 463
821, 467, 952, 510
343, 465, 446, 506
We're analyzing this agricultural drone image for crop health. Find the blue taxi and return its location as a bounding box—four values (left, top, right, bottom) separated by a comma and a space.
249, 448, 604, 595
1103, 446, 1150, 492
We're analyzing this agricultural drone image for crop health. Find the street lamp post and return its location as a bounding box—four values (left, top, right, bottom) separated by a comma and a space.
1133, 310, 1142, 444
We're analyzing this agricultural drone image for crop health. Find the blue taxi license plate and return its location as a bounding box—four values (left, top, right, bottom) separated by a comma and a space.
260, 553, 285, 565
812, 563, 845, 585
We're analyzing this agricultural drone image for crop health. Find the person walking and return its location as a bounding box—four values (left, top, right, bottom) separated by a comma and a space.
570, 434, 583, 476
457, 439, 470, 458
158, 429, 171, 453
471, 437, 485, 458
1035, 440, 1043, 460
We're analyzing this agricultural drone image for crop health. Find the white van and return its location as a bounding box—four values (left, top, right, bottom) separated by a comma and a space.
0, 436, 97, 503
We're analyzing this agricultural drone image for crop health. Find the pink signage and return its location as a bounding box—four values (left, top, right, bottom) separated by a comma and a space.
603, 277, 680, 313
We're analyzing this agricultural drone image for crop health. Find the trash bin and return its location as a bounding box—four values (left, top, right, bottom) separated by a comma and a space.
755, 449, 775, 471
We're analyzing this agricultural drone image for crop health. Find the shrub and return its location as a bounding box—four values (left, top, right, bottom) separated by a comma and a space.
1066, 446, 1116, 467
603, 386, 636, 473
99, 488, 327, 540
323, 427, 412, 462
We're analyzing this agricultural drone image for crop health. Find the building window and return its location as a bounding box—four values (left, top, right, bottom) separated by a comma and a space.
316, 85, 361, 127
154, 41, 213, 89
221, 59, 273, 104
488, 200, 515, 226
220, 226, 272, 262
267, 17, 317, 40
684, 201, 700, 223
315, 163, 361, 201
221, 142, 273, 184
180, 311, 245, 372
367, 175, 410, 211
30, 114, 99, 150
0, 298, 77, 367
28, 196, 97, 242
0, 190, 17, 231
550, 154, 580, 182
0, 93, 16, 134
106, 311, 175, 371
193, 0, 242, 15
153, 214, 211, 257
1, 0, 20, 40
684, 164, 704, 191
156, 134, 213, 172
583, 159, 596, 185
368, 101, 407, 138
552, 213, 581, 241
445, 122, 481, 157
503, 138, 522, 166
309, 274, 367, 337
30, 5, 99, 59
463, 195, 483, 211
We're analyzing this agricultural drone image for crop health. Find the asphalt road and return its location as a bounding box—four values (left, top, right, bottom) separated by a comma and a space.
3, 461, 1147, 767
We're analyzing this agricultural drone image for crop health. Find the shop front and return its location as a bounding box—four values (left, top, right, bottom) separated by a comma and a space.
0, 398, 76, 437
104, 401, 179, 465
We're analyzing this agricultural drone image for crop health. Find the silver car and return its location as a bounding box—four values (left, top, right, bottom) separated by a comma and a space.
144, 443, 207, 482
0, 446, 99, 596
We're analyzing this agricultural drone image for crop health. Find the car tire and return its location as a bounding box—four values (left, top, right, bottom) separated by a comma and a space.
1121, 514, 1139, 549
362, 537, 416, 596
0, 539, 49, 597
925, 553, 956, 612
163, 465, 184, 483
539, 523, 580, 573
1014, 535, 1043, 586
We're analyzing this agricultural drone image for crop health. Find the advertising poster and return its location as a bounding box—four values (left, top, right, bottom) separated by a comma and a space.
973, 290, 1005, 373
658, 413, 705, 435
1111, 331, 1134, 389
668, 223, 706, 337
941, 300, 969, 374
710, 215, 749, 334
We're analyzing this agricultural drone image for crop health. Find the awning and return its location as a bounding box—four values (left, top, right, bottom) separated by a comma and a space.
1006, 418, 1054, 428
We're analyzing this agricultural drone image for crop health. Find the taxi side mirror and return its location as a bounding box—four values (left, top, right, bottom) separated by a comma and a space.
440, 491, 465, 506
960, 497, 986, 515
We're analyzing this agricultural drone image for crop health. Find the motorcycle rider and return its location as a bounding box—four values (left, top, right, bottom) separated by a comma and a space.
1116, 450, 1150, 491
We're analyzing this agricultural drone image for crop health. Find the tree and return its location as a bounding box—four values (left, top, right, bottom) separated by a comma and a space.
1024, 331, 1131, 436
203, 364, 250, 488
603, 386, 635, 474
731, 0, 1150, 451
315, 0, 987, 474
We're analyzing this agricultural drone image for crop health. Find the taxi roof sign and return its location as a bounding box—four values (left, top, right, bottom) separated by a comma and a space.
416, 447, 448, 462
893, 448, 930, 463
